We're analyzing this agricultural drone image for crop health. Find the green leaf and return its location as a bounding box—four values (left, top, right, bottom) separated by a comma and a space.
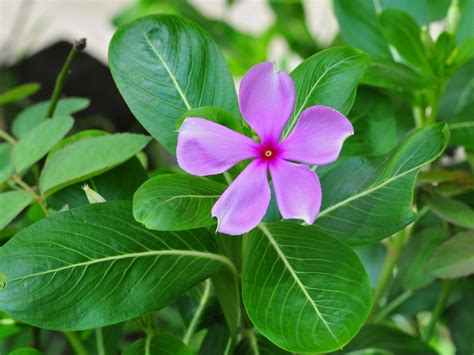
176, 106, 242, 132
47, 157, 147, 210
427, 194, 474, 229
399, 227, 448, 290
361, 60, 434, 91
428, 232, 474, 278
334, 0, 392, 59
46, 129, 108, 162
457, 0, 474, 44
0, 83, 40, 105
211, 267, 240, 338
0, 144, 14, 184
12, 116, 74, 173
109, 14, 238, 153
0, 202, 234, 330
285, 46, 370, 135
379, 9, 433, 74
39, 133, 151, 196
344, 89, 397, 156
133, 174, 226, 231
0, 191, 33, 230
123, 333, 192, 355
450, 37, 474, 69
380, 0, 451, 26
447, 292, 474, 354
242, 223, 371, 353
334, 325, 436, 354
449, 121, 474, 149
313, 123, 449, 244
12, 98, 89, 138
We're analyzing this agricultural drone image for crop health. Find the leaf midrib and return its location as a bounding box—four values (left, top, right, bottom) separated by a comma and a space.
258, 223, 340, 346
143, 32, 192, 110
7, 249, 235, 282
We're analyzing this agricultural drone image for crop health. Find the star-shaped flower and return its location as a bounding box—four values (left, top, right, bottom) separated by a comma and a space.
177, 62, 353, 235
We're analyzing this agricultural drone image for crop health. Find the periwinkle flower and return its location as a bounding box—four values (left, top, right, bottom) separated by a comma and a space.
177, 62, 353, 235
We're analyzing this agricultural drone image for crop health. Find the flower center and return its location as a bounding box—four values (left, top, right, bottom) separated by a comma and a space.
264, 150, 273, 157
259, 143, 280, 161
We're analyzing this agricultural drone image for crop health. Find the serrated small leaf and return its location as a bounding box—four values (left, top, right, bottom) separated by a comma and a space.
39, 133, 151, 195
0, 191, 33, 230
12, 116, 74, 173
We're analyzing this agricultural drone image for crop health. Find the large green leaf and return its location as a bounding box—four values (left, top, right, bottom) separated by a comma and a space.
123, 333, 192, 355
12, 98, 89, 138
242, 223, 371, 353
284, 46, 369, 136
379, 9, 433, 74
39, 133, 151, 196
334, 325, 436, 354
428, 232, 474, 278
133, 174, 226, 231
334, 0, 392, 59
109, 14, 238, 153
0, 191, 33, 230
0, 202, 234, 330
380, 0, 451, 26
0, 83, 40, 105
313, 123, 449, 244
12, 116, 73, 173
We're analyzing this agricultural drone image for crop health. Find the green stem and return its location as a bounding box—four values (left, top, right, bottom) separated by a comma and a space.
182, 279, 211, 344
422, 279, 454, 342
95, 328, 105, 355
64, 331, 89, 355
145, 332, 153, 355
369, 231, 405, 320
11, 175, 49, 216
223, 171, 233, 185
45, 39, 86, 118
0, 129, 16, 145
373, 289, 414, 323
413, 106, 425, 128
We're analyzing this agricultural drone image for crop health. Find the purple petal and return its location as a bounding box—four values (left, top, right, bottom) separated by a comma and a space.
281, 105, 354, 165
239, 62, 295, 144
212, 159, 270, 235
270, 159, 321, 224
177, 118, 259, 176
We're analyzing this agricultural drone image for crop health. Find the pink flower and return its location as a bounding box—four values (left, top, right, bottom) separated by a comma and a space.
177, 62, 353, 235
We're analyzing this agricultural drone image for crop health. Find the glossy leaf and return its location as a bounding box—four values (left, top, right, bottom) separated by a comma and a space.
177, 106, 243, 132
0, 83, 40, 105
12, 98, 89, 138
313, 123, 449, 244
0, 202, 234, 330
380, 0, 450, 25
133, 174, 225, 231
0, 144, 14, 184
399, 227, 447, 290
12, 116, 74, 173
0, 191, 33, 230
109, 14, 238, 153
334, 0, 392, 59
334, 325, 436, 354
428, 194, 474, 229
284, 46, 370, 135
428, 232, 474, 278
39, 133, 151, 195
123, 333, 192, 355
242, 223, 371, 353
379, 9, 432, 74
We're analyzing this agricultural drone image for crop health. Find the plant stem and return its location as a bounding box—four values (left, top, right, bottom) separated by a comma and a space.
64, 331, 89, 355
373, 289, 414, 323
11, 175, 48, 216
223, 171, 233, 185
422, 279, 454, 342
0, 129, 16, 145
182, 279, 211, 345
369, 230, 405, 320
413, 106, 425, 128
45, 38, 86, 118
95, 328, 105, 355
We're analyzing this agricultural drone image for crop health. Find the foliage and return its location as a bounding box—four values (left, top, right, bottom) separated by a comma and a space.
1, 0, 473, 354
